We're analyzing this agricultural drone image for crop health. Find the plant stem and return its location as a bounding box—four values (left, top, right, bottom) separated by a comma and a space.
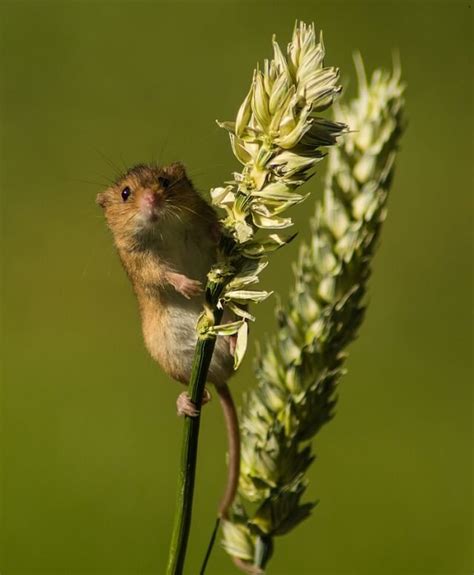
166, 280, 225, 575
199, 517, 221, 575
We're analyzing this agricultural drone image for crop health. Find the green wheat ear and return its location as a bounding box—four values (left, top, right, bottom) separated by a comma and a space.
221, 53, 406, 573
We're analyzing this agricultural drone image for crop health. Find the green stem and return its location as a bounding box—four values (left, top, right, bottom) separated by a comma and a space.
166, 280, 225, 575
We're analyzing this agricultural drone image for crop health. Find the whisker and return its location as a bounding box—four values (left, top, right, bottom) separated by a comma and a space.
92, 171, 116, 185
67, 177, 111, 188
176, 204, 216, 224
165, 175, 187, 193
93, 147, 123, 178
118, 153, 129, 173
122, 210, 139, 228
173, 212, 184, 225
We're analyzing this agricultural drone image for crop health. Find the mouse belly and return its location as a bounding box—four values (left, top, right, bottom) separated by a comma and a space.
141, 296, 234, 386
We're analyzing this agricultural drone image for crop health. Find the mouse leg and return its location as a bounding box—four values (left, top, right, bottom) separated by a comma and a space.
176, 388, 211, 417
166, 270, 203, 300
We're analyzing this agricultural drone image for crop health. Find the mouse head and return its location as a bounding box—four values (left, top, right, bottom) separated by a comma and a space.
96, 162, 195, 247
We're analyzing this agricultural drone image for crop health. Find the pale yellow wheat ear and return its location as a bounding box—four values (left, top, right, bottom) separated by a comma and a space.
205, 21, 346, 366
221, 54, 405, 573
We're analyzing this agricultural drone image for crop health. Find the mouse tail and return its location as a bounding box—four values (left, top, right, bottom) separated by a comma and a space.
215, 382, 241, 519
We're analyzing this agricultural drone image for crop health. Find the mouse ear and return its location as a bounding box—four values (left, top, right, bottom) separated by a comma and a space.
96, 191, 107, 208
166, 162, 188, 181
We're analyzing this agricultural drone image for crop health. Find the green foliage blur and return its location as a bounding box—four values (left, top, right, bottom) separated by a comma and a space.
0, 2, 471, 574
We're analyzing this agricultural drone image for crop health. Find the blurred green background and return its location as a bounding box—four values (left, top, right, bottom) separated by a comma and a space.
0, 1, 471, 574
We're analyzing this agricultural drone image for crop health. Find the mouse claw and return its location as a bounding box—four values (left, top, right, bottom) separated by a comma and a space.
176, 389, 211, 418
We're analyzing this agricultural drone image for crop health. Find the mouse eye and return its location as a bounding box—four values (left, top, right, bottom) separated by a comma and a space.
158, 176, 170, 189
121, 186, 131, 201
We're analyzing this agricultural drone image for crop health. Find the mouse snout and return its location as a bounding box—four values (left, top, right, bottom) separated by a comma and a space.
139, 189, 164, 221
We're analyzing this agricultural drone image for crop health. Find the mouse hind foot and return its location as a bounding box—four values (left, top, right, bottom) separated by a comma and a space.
176, 388, 211, 417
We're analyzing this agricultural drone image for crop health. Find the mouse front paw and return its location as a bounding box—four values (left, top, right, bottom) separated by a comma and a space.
167, 271, 203, 299
180, 278, 203, 299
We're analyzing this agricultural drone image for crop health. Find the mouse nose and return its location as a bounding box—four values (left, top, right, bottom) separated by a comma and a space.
141, 190, 164, 210
142, 190, 159, 206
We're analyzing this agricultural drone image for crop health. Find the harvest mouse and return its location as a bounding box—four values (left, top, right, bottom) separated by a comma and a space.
96, 162, 239, 517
